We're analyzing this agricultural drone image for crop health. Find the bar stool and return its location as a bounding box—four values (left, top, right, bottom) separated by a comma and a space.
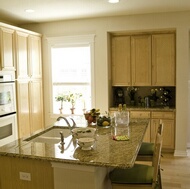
137, 120, 163, 161
109, 133, 163, 189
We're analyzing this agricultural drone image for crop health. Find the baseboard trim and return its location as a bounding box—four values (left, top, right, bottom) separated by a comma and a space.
174, 150, 188, 157
187, 142, 190, 148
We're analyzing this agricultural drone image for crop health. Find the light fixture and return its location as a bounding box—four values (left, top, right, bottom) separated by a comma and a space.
108, 0, 120, 3
25, 9, 35, 13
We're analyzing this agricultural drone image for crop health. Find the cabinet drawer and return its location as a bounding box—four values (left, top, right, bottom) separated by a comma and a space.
151, 111, 175, 119
130, 111, 151, 118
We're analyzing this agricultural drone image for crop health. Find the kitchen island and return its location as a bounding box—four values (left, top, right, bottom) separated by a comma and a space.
0, 119, 149, 189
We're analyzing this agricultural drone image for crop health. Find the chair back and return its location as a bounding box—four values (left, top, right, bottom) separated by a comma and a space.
152, 133, 163, 188
158, 122, 164, 136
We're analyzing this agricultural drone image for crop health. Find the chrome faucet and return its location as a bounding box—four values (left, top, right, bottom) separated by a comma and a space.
56, 116, 76, 130
59, 131, 65, 145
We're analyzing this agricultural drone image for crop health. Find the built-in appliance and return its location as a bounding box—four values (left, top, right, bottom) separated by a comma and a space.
0, 71, 17, 147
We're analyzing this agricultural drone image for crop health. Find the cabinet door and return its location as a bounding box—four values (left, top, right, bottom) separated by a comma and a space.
130, 111, 151, 119
130, 111, 151, 142
0, 27, 15, 71
29, 79, 44, 134
131, 35, 152, 86
16, 80, 30, 138
151, 119, 175, 151
15, 31, 29, 79
152, 33, 175, 86
28, 35, 42, 79
111, 36, 131, 86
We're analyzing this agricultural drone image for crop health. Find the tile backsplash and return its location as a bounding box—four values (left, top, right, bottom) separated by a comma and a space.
112, 86, 176, 108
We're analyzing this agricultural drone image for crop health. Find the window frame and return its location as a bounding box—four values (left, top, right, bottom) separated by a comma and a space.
47, 34, 96, 117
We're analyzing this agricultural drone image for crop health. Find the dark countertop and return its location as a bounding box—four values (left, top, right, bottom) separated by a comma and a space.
0, 119, 149, 168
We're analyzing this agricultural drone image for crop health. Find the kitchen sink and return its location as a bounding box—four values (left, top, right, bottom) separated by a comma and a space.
25, 128, 71, 144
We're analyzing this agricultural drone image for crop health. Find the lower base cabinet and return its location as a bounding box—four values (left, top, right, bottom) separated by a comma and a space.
0, 156, 54, 189
122, 110, 175, 152
151, 111, 175, 151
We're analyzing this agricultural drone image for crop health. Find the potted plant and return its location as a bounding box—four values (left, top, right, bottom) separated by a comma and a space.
55, 94, 68, 114
66, 92, 82, 114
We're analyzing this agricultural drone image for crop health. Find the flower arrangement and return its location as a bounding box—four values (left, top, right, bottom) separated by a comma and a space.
84, 108, 100, 125
127, 87, 138, 101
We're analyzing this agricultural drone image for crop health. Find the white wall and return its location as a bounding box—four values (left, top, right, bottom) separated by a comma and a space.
21, 11, 190, 156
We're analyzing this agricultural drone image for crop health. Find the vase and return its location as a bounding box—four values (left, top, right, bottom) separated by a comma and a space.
70, 107, 75, 114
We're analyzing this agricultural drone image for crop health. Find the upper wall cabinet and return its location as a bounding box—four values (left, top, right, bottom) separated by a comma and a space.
112, 36, 131, 86
111, 32, 176, 87
131, 35, 152, 86
152, 33, 176, 86
0, 27, 15, 71
15, 31, 29, 79
28, 35, 42, 79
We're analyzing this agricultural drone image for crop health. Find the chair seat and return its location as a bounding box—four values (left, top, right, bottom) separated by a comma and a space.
109, 164, 154, 184
138, 142, 154, 155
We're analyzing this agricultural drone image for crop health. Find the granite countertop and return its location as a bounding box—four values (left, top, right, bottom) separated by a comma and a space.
0, 119, 149, 169
110, 106, 176, 111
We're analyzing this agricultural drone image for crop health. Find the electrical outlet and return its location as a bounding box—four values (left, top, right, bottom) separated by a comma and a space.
19, 172, 31, 181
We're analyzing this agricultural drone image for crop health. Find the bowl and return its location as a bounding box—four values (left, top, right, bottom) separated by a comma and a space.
71, 127, 96, 139
78, 137, 95, 150
97, 115, 111, 127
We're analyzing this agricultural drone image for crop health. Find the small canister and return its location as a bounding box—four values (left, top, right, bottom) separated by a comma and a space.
144, 96, 150, 108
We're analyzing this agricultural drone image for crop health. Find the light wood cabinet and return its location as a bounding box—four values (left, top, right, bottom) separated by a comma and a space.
111, 32, 175, 87
0, 156, 53, 189
16, 80, 30, 138
112, 36, 131, 86
15, 31, 44, 138
0, 26, 15, 71
130, 110, 151, 142
15, 31, 29, 79
131, 35, 152, 86
151, 111, 175, 151
129, 110, 175, 151
152, 33, 176, 86
28, 35, 42, 79
29, 79, 44, 134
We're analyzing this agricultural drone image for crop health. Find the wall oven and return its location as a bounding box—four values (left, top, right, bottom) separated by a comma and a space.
0, 71, 17, 147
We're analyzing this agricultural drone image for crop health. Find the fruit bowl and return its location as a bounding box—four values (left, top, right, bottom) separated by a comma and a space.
97, 115, 111, 127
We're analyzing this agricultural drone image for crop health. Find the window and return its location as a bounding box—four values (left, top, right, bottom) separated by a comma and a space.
48, 35, 95, 116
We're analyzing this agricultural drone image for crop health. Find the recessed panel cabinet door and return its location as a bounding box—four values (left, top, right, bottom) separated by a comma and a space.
151, 118, 175, 151
152, 33, 175, 86
28, 35, 42, 79
15, 31, 29, 79
29, 80, 44, 134
0, 27, 15, 71
111, 36, 131, 86
131, 35, 152, 86
16, 80, 30, 138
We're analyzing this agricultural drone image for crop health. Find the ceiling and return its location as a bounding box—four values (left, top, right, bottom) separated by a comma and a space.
1, 0, 190, 25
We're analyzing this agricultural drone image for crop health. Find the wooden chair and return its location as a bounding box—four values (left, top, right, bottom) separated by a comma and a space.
109, 133, 163, 189
136, 120, 163, 161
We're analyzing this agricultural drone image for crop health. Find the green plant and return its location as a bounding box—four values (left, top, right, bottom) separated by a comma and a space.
56, 92, 82, 108
55, 94, 68, 103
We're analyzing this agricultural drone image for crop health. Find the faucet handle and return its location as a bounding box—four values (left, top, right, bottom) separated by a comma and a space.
60, 131, 65, 145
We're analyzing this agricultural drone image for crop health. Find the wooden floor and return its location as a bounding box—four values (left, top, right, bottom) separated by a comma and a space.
160, 153, 190, 189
